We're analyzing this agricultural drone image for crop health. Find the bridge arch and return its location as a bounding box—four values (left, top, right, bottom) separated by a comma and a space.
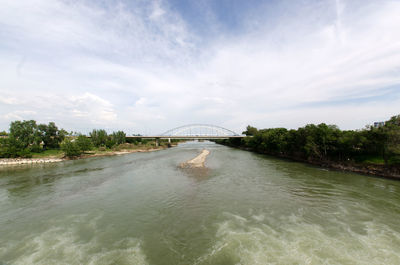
161, 124, 239, 137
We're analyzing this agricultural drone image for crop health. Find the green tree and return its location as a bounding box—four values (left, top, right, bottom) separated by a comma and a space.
75, 134, 93, 152
218, 114, 400, 166
111, 131, 126, 145
0, 137, 32, 158
90, 129, 108, 147
61, 139, 82, 157
363, 126, 387, 163
9, 120, 40, 149
37, 122, 66, 150
242, 125, 258, 136
383, 115, 400, 163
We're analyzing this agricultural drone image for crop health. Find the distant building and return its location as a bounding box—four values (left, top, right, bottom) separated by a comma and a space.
373, 121, 385, 128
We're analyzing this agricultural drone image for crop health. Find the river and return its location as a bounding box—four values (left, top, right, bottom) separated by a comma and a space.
1, 141, 400, 264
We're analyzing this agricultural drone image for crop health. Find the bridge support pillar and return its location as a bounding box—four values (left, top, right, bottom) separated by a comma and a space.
168, 138, 171, 144
155, 138, 159, 147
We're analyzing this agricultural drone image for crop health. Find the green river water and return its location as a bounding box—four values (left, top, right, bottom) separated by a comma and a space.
1, 141, 400, 265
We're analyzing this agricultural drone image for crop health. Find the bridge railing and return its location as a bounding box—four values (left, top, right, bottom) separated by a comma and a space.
160, 124, 240, 137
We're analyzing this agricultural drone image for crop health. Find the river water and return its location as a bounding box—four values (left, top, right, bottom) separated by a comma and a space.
1, 141, 400, 264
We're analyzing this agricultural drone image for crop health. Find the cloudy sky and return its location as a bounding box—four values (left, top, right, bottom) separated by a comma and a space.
1, 0, 399, 135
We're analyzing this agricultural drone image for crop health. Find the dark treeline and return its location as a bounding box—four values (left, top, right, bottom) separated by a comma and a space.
0, 120, 67, 158
218, 115, 400, 166
61, 129, 129, 157
0, 120, 150, 158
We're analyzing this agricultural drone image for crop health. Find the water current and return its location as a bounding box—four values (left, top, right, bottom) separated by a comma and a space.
1, 141, 400, 264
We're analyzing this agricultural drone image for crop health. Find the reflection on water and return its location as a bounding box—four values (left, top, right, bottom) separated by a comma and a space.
1, 141, 400, 264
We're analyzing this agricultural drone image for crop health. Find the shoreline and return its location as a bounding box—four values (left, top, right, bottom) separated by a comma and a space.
219, 144, 400, 180
0, 146, 170, 166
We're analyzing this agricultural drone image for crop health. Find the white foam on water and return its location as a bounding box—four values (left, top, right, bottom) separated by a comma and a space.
0, 214, 148, 265
251, 214, 265, 222
195, 212, 400, 265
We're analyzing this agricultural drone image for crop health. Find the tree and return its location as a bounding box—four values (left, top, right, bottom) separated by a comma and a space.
9, 120, 40, 149
243, 125, 258, 136
38, 122, 66, 149
383, 115, 400, 163
363, 126, 387, 163
105, 138, 116, 149
61, 139, 82, 157
0, 131, 7, 136
75, 134, 93, 152
386, 127, 400, 161
111, 131, 126, 145
90, 129, 108, 147
0, 137, 32, 158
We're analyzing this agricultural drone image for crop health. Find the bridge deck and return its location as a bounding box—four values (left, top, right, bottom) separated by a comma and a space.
126, 135, 244, 139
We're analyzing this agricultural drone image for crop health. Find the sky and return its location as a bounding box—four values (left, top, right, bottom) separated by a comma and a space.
0, 0, 400, 135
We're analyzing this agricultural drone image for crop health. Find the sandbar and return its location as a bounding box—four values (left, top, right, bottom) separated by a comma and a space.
180, 149, 210, 168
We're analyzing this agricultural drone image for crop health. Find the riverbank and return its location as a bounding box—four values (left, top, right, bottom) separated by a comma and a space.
0, 145, 172, 166
218, 143, 400, 180
180, 149, 210, 168
313, 159, 400, 180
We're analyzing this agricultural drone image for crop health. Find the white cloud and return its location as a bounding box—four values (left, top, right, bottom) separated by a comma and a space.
0, 0, 399, 134
149, 0, 166, 20
1, 110, 37, 121
0, 96, 20, 105
69, 93, 117, 123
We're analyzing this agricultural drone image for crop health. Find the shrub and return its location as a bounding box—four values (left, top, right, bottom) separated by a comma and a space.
90, 129, 108, 147
17, 149, 32, 158
61, 139, 82, 157
75, 135, 93, 152
105, 138, 116, 149
98, 146, 106, 151
0, 138, 23, 158
111, 131, 126, 145
29, 144, 43, 153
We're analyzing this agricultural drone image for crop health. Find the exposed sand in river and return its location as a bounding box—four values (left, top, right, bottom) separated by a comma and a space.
180, 149, 210, 168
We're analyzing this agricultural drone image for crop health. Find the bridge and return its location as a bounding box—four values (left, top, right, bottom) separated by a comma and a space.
126, 124, 244, 146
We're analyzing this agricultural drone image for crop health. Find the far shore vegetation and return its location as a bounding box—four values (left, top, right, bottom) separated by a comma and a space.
2, 115, 400, 169
217, 114, 400, 167
0, 120, 175, 159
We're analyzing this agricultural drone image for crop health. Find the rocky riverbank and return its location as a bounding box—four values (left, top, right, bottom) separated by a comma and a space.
0, 146, 171, 166
0, 158, 64, 165
317, 160, 400, 180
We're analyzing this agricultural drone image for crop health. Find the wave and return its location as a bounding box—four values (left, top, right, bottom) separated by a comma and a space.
194, 212, 400, 265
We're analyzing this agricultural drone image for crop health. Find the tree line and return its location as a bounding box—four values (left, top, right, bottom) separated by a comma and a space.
218, 115, 400, 166
0, 120, 133, 158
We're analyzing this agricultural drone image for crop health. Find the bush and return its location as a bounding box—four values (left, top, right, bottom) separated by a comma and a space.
98, 146, 106, 151
126, 137, 139, 144
61, 139, 82, 157
111, 131, 126, 145
105, 138, 116, 149
0, 138, 23, 158
75, 135, 93, 152
17, 149, 32, 158
0, 146, 18, 158
29, 144, 43, 153
90, 129, 108, 147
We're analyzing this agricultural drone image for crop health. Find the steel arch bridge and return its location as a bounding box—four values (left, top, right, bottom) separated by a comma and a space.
161, 124, 239, 137
126, 124, 244, 144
